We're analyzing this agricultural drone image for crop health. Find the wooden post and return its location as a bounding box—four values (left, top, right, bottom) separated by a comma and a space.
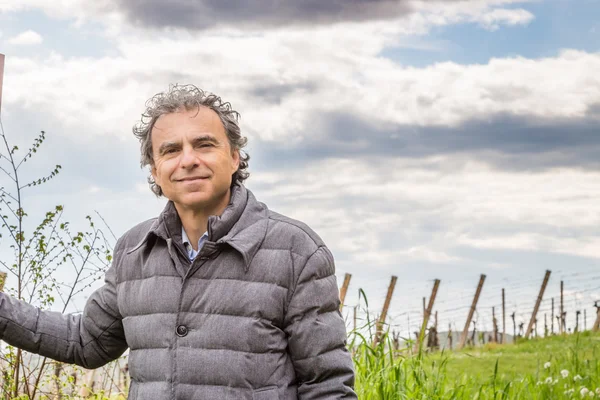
524, 270, 551, 338
375, 276, 397, 345
502, 288, 506, 344
511, 312, 516, 341
544, 314, 548, 337
575, 310, 581, 333
492, 307, 498, 343
593, 301, 600, 331
418, 279, 440, 346
0, 53, 4, 115
458, 274, 486, 350
54, 362, 63, 400
422, 297, 426, 315
551, 298, 555, 335
339, 273, 351, 311
584, 309, 587, 331
560, 281, 564, 334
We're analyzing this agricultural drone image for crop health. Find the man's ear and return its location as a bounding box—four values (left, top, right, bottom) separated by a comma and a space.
231, 150, 240, 172
151, 164, 158, 184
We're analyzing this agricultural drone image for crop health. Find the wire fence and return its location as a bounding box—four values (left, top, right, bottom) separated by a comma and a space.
340, 265, 600, 349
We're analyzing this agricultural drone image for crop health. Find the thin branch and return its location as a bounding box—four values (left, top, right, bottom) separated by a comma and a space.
21, 207, 64, 269
95, 211, 117, 242
0, 164, 16, 182
0, 211, 17, 244
0, 187, 18, 202
0, 196, 18, 219
0, 121, 17, 184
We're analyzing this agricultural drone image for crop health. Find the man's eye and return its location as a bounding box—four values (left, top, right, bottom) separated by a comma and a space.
164, 148, 178, 154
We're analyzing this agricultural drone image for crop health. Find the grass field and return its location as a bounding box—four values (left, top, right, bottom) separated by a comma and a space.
352, 329, 600, 399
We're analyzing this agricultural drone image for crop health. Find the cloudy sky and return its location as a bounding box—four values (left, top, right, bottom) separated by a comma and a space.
0, 0, 599, 338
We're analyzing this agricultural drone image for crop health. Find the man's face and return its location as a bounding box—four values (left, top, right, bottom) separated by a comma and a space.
150, 107, 240, 213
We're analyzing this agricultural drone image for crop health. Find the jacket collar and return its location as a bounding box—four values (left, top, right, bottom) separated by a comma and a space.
139, 183, 269, 271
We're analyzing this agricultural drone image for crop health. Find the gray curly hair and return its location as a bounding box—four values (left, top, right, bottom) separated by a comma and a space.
132, 84, 250, 196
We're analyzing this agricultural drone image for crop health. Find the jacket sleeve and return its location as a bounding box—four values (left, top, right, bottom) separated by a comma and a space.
284, 246, 357, 399
0, 240, 128, 369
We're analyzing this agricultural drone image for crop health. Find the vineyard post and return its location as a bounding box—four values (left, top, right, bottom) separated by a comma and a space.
458, 274, 486, 350
502, 288, 506, 344
418, 279, 440, 348
593, 301, 600, 331
551, 298, 555, 335
339, 273, 351, 311
374, 275, 397, 345
492, 307, 497, 343
560, 281, 564, 334
524, 270, 551, 338
511, 312, 516, 341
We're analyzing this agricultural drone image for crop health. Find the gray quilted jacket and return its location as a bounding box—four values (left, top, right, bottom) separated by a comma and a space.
0, 183, 356, 399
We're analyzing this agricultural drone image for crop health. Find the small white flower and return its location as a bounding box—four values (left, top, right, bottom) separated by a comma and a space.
588, 392, 595, 397
544, 361, 552, 369
581, 387, 590, 396
565, 389, 574, 395
575, 375, 583, 382
537, 381, 543, 386
562, 369, 570, 378
545, 377, 554, 384
596, 388, 600, 395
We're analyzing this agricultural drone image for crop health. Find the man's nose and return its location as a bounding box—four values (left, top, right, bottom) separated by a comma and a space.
180, 146, 199, 169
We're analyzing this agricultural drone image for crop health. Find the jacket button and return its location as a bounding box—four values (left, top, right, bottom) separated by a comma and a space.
176, 325, 188, 337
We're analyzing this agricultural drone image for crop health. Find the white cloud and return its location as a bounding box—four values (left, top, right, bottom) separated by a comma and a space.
249, 157, 600, 267
456, 234, 600, 259
7, 30, 43, 45
3, 22, 599, 144
477, 8, 535, 31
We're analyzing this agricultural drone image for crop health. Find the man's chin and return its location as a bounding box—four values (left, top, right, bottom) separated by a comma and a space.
173, 192, 229, 211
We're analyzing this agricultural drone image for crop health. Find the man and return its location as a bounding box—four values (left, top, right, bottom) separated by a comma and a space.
0, 84, 356, 399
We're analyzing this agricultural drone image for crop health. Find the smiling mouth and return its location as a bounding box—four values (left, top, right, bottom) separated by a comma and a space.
177, 177, 209, 182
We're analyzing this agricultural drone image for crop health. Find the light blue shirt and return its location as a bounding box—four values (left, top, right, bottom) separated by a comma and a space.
182, 227, 208, 261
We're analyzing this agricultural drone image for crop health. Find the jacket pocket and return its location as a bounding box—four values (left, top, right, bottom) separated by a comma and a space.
253, 386, 279, 400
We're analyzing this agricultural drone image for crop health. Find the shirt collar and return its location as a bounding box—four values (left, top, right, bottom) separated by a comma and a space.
136, 183, 270, 270
181, 227, 208, 253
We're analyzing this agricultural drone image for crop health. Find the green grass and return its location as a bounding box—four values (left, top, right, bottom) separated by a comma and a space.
352, 330, 600, 399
